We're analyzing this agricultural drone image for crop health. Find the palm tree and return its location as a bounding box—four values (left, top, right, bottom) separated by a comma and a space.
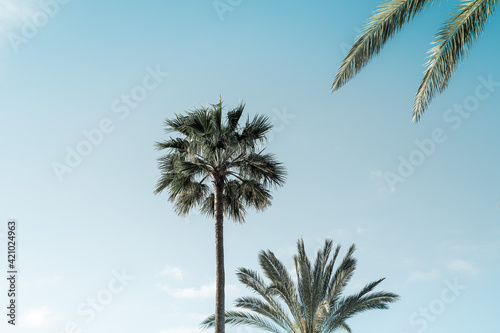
332, 0, 497, 122
154, 98, 286, 333
201, 239, 399, 333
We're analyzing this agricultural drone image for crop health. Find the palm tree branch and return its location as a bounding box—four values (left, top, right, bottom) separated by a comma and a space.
234, 296, 294, 331
227, 103, 245, 133
413, 0, 497, 121
259, 250, 304, 326
294, 239, 314, 325
231, 152, 287, 188
332, 0, 436, 91
201, 310, 284, 333
236, 267, 295, 327
327, 245, 357, 306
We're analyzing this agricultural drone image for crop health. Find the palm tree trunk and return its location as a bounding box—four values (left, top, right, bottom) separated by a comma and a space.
214, 177, 225, 333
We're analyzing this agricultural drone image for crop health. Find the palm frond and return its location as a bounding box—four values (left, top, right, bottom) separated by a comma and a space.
236, 266, 296, 330
238, 179, 273, 211
177, 159, 211, 177
200, 310, 284, 333
200, 193, 215, 218
238, 114, 274, 149
210, 97, 223, 133
328, 289, 399, 327
236, 267, 269, 294
259, 249, 303, 325
326, 245, 357, 306
339, 322, 352, 333
154, 137, 189, 152
163, 114, 189, 135
310, 241, 334, 327
227, 103, 245, 133
321, 245, 341, 304
294, 239, 314, 324
333, 0, 436, 91
232, 152, 287, 188
413, 0, 497, 121
234, 296, 292, 331
173, 182, 210, 216
223, 180, 247, 223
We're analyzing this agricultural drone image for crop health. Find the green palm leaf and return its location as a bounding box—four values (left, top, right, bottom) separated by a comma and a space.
414, 0, 497, 121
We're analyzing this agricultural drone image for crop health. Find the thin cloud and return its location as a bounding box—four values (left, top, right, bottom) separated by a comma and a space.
356, 226, 368, 235
401, 257, 415, 266
369, 170, 395, 199
160, 327, 203, 333
20, 306, 52, 327
0, 0, 36, 33
157, 265, 183, 281
165, 312, 208, 321
407, 270, 441, 283
157, 282, 238, 299
33, 275, 62, 286
447, 259, 478, 275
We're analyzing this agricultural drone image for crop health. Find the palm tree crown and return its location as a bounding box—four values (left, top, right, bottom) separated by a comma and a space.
154, 98, 286, 221
201, 239, 399, 333
332, 0, 497, 122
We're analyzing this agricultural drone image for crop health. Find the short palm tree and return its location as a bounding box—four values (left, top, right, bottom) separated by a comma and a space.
201, 239, 399, 333
332, 0, 497, 122
154, 98, 286, 333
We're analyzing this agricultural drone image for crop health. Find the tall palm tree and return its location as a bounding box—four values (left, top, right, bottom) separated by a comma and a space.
154, 98, 286, 333
332, 0, 497, 122
201, 239, 399, 333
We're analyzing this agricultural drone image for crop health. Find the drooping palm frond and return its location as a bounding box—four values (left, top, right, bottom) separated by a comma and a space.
238, 114, 274, 149
235, 266, 295, 329
201, 239, 399, 333
332, 0, 436, 91
201, 310, 284, 333
154, 137, 190, 152
231, 152, 287, 188
323, 287, 399, 332
413, 0, 497, 121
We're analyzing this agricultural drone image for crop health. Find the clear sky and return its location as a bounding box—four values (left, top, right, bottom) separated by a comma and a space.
1, 0, 499, 332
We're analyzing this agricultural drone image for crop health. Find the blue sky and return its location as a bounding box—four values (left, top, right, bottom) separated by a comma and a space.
1, 0, 499, 332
